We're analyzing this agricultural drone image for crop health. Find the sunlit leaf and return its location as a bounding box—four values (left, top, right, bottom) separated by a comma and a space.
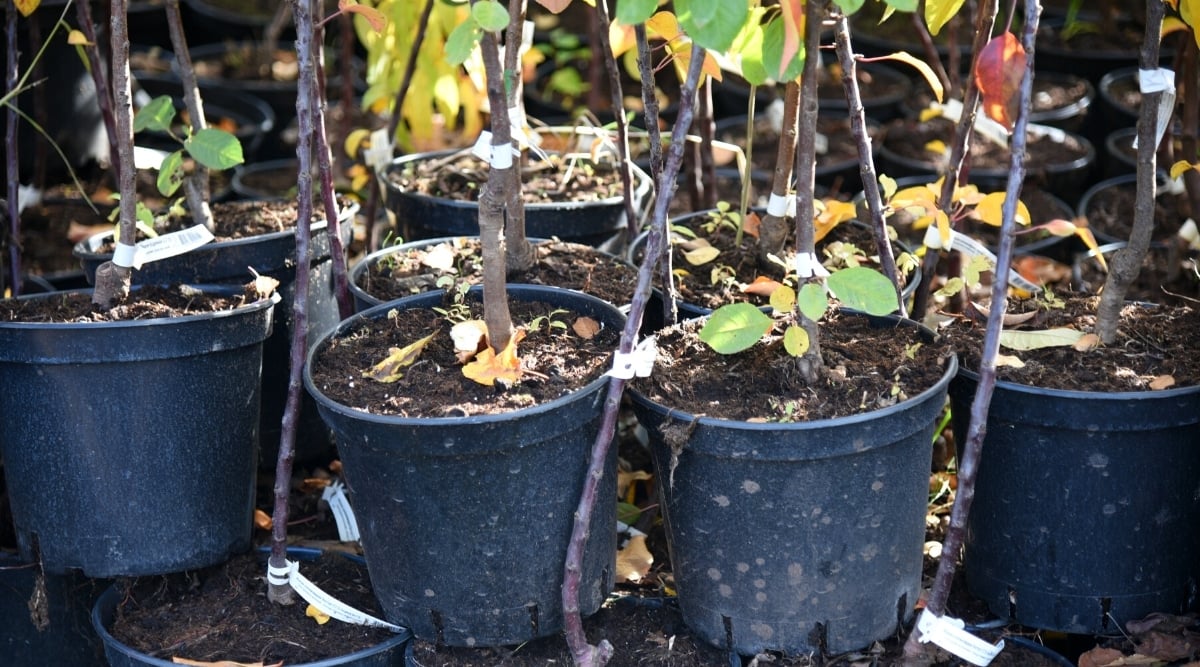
609, 21, 638, 58
471, 0, 510, 32
1041, 218, 1077, 236
462, 328, 525, 386
306, 604, 331, 625
974, 32, 1026, 131
156, 150, 185, 197
364, 333, 437, 382
769, 284, 796, 312
814, 199, 858, 243
743, 276, 784, 296
998, 327, 1085, 351
675, 0, 747, 54
341, 0, 387, 33
1076, 226, 1106, 272
1170, 160, 1199, 180
777, 0, 805, 81
924, 139, 947, 154
253, 509, 272, 531
880, 51, 943, 103
733, 16, 768, 85
185, 128, 244, 170
14, 0, 39, 18
879, 174, 897, 201
699, 303, 772, 354
1181, 0, 1200, 50
783, 324, 809, 356
762, 15, 805, 82
826, 267, 899, 315
973, 192, 1030, 226
797, 283, 828, 321
615, 534, 654, 584
446, 20, 484, 65
924, 0, 965, 35
134, 95, 176, 133
450, 320, 488, 363
645, 11, 683, 41
683, 245, 720, 265
67, 29, 92, 46
617, 0, 658, 26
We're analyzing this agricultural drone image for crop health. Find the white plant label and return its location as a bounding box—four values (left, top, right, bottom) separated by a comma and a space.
1136, 68, 1175, 150
364, 128, 392, 171
793, 252, 829, 279
606, 337, 657, 379
109, 225, 215, 269
322, 481, 361, 543
916, 610, 1004, 666
276, 560, 407, 633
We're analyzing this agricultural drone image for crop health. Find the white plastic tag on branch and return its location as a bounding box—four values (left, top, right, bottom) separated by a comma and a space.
923, 224, 956, 251
321, 481, 361, 542
507, 106, 550, 162
916, 610, 1004, 666
794, 252, 830, 278
935, 99, 1009, 148
941, 226, 1044, 294
767, 192, 794, 218
112, 242, 139, 269
364, 128, 392, 171
606, 337, 657, 379
111, 225, 216, 269
1135, 68, 1175, 150
274, 560, 407, 633
471, 131, 519, 169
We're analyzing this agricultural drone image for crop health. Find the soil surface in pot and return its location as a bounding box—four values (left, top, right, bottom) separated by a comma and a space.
904, 74, 1092, 120
309, 296, 620, 417
880, 117, 1090, 181
645, 213, 915, 312
388, 152, 626, 204
815, 63, 909, 108
1082, 181, 1188, 244
1074, 244, 1200, 306
945, 294, 1200, 391
0, 282, 265, 322
108, 550, 398, 664
357, 238, 638, 306
715, 115, 871, 186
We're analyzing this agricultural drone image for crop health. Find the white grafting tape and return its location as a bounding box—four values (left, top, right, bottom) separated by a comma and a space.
1136, 68, 1176, 150
916, 610, 1004, 666
767, 192, 792, 218
112, 243, 138, 269
606, 337, 657, 379
794, 252, 829, 278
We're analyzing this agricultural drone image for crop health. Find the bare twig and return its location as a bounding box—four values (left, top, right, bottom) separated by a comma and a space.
5, 2, 19, 296
592, 0, 639, 253
74, 0, 120, 184
165, 0, 215, 232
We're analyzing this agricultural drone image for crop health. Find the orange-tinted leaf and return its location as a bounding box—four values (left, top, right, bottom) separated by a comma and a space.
253, 509, 272, 531
363, 333, 436, 382
572, 316, 600, 339
778, 0, 805, 82
646, 11, 683, 42
973, 192, 1030, 226
462, 328, 525, 386
814, 199, 858, 243
14, 0, 39, 17
742, 276, 784, 296
742, 211, 761, 238
1075, 226, 1107, 272
609, 21, 638, 58
880, 51, 944, 103
534, 0, 572, 14
341, 0, 386, 33
973, 32, 1026, 131
1073, 333, 1100, 351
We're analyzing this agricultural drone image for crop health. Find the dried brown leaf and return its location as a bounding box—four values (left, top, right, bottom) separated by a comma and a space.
572, 316, 600, 340
1149, 375, 1177, 390
1074, 333, 1101, 351
615, 535, 654, 584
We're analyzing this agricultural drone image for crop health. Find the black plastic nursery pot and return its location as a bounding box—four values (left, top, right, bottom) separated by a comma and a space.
0, 287, 278, 577
91, 547, 409, 667
382, 150, 652, 250
134, 73, 276, 164
0, 550, 108, 666
949, 370, 1200, 635
628, 314, 957, 656
73, 204, 356, 466
304, 285, 623, 647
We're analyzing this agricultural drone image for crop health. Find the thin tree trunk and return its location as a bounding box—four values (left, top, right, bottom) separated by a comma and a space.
5, 3, 20, 296
478, 27, 516, 352
502, 0, 534, 276
75, 0, 120, 184
593, 0, 639, 253
165, 0, 214, 232
312, 6, 353, 320
757, 80, 799, 264
792, 0, 826, 385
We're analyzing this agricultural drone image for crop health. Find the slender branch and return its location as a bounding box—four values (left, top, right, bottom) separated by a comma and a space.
910, 0, 998, 319
1096, 0, 1165, 342
5, 3, 19, 296
165, 0, 214, 232
905, 0, 1041, 658
792, 0, 826, 385
633, 25, 674, 325
92, 0, 136, 309
592, 0, 638, 251
75, 0, 120, 184
268, 0, 318, 606
562, 42, 708, 667
695, 78, 716, 210
833, 13, 903, 316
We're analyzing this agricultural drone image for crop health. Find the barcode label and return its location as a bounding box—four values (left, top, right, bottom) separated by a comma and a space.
133, 224, 215, 268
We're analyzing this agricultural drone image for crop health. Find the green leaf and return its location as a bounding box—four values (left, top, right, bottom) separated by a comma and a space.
732, 18, 767, 86
762, 16, 805, 82
184, 128, 244, 170
884, 0, 919, 11
446, 20, 484, 66
770, 284, 796, 313
616, 0, 658, 26
833, 0, 866, 14
617, 501, 641, 525
133, 95, 175, 133
998, 327, 1085, 351
471, 0, 510, 32
675, 0, 748, 54
783, 325, 809, 356
156, 150, 185, 196
797, 283, 829, 322
826, 267, 899, 315
699, 303, 773, 355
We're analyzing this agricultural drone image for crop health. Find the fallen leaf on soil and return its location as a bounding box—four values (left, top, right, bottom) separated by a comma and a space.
450, 320, 489, 363
248, 269, 280, 300
1073, 333, 1101, 351
363, 333, 436, 382
742, 276, 784, 296
994, 353, 1025, 368
172, 659, 282, 667
615, 535, 654, 584
998, 327, 1084, 351
1079, 648, 1126, 667
743, 211, 761, 238
420, 243, 457, 272
1135, 630, 1197, 662
966, 301, 1038, 326
462, 328, 525, 386
682, 245, 720, 266
1149, 375, 1177, 390
253, 509, 271, 531
1015, 255, 1070, 286
572, 316, 600, 339
306, 604, 331, 625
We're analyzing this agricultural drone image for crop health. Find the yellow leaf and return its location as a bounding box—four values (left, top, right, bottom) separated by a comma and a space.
814, 199, 858, 243
615, 534, 654, 584
783, 325, 809, 356
363, 333, 436, 383
934, 209, 951, 247
609, 21, 638, 58
1163, 16, 1189, 38
306, 604, 331, 625
450, 320, 488, 363
881, 51, 944, 103
344, 128, 371, 160
924, 139, 947, 154
925, 0, 966, 35
1149, 375, 1177, 390
973, 192, 1031, 227
572, 316, 600, 339
919, 106, 943, 122
1169, 160, 1199, 180
1181, 0, 1200, 50
342, 1, 387, 33
14, 0, 40, 18
67, 29, 92, 46
994, 353, 1025, 368
683, 245, 721, 266
645, 11, 682, 42
770, 284, 796, 312
1076, 226, 1107, 272
879, 174, 897, 201
998, 327, 1085, 351
462, 328, 525, 386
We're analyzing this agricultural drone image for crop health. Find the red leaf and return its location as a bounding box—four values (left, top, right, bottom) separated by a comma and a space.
973, 33, 1026, 131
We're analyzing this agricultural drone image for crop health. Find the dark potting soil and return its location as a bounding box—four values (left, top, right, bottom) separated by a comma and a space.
634, 311, 953, 423
946, 294, 1200, 392
814, 64, 909, 106
1082, 180, 1189, 244
357, 238, 639, 307
715, 115, 869, 179
388, 152, 626, 205
880, 117, 1090, 177
0, 283, 264, 323
308, 297, 621, 417
905, 74, 1092, 118
1074, 244, 1200, 306
108, 550, 399, 664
